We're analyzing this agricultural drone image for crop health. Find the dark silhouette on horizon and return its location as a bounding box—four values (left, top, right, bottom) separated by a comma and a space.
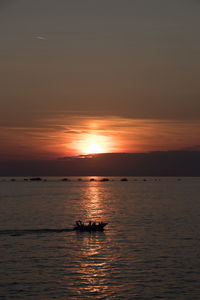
1, 151, 200, 177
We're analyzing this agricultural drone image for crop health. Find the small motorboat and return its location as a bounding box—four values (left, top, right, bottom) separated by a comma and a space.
73, 221, 108, 232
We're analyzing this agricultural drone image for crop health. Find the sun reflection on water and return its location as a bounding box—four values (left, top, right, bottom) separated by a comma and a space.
82, 180, 105, 221
62, 180, 119, 298
74, 232, 110, 297
68, 181, 112, 297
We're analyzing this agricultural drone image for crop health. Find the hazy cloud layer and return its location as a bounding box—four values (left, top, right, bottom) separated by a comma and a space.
0, 112, 200, 160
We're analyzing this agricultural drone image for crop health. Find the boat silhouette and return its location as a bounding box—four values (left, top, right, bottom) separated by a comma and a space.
73, 221, 108, 232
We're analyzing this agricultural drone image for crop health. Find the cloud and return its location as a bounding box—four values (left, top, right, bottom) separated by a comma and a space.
35, 35, 47, 41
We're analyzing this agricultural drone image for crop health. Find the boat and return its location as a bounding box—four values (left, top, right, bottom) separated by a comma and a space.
73, 221, 108, 232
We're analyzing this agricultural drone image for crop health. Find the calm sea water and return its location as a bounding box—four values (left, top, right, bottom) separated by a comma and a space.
0, 177, 200, 299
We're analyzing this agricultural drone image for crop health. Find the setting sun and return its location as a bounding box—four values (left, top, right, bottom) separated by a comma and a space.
73, 133, 112, 155
86, 141, 102, 154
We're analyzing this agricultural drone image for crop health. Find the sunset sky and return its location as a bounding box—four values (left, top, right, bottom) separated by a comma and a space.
0, 1, 200, 160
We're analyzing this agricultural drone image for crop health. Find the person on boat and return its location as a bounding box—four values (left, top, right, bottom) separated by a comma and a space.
77, 220, 83, 226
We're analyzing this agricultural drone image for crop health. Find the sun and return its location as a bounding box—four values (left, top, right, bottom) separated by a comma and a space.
86, 141, 102, 154
74, 133, 110, 155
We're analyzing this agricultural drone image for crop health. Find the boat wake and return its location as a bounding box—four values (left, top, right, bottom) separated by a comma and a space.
0, 228, 74, 236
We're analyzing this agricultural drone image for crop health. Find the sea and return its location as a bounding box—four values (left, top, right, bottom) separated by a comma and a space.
0, 177, 200, 299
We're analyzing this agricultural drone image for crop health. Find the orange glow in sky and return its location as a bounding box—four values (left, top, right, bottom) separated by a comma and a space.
1, 114, 200, 160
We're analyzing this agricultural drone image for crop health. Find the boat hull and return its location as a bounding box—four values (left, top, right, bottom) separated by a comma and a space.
73, 222, 107, 232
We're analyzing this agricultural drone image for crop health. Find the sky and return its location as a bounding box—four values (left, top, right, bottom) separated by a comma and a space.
0, 0, 200, 160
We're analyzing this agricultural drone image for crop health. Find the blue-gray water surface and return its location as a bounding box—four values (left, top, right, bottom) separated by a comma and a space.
0, 177, 200, 299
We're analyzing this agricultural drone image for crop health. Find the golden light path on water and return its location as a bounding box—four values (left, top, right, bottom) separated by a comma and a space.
83, 182, 104, 220
77, 233, 110, 296
63, 181, 113, 297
